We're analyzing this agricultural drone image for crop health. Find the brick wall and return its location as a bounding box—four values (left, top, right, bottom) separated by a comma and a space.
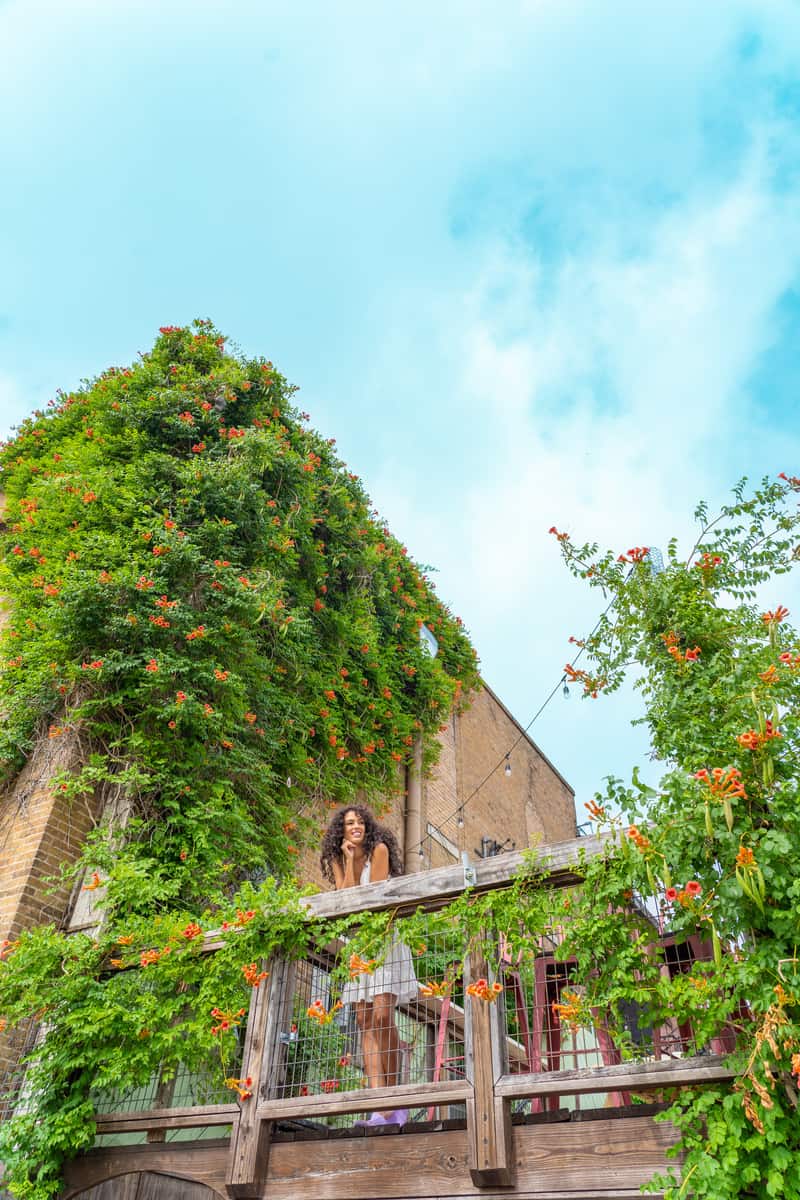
297, 683, 576, 888
419, 684, 575, 871
0, 731, 99, 1076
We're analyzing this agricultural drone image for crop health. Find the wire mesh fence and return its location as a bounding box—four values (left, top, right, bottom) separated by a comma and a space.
264, 914, 467, 1126
84, 914, 736, 1132
496, 919, 738, 1113
2, 877, 739, 1146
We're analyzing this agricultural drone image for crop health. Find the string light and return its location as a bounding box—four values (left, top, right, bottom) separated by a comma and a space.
406, 578, 622, 859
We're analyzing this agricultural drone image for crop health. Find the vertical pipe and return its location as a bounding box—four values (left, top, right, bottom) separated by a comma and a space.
404, 736, 424, 873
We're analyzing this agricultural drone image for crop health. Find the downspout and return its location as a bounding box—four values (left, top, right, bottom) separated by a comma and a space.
404, 736, 424, 874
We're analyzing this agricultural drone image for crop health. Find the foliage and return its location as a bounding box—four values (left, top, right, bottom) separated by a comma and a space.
548, 477, 800, 1198
3, 360, 799, 1200
0, 321, 478, 1196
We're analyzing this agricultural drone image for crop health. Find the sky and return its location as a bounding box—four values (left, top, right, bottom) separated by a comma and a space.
2, 0, 800, 834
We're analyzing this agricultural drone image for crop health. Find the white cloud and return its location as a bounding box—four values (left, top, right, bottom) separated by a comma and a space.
370, 125, 800, 808
0, 373, 32, 441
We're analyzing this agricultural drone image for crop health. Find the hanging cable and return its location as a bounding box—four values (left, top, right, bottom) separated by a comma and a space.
405, 575, 626, 858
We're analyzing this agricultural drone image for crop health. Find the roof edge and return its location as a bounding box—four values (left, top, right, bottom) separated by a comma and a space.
476, 677, 576, 797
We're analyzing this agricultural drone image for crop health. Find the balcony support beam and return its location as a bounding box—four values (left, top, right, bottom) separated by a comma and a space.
465, 945, 514, 1188
226, 958, 292, 1199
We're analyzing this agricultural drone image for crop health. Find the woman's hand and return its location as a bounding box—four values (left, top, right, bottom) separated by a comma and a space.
341, 838, 356, 861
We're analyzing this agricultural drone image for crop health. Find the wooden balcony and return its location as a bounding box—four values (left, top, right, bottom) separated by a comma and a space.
60, 836, 735, 1200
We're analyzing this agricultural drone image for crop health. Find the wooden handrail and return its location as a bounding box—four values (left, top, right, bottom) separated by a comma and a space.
495, 1053, 735, 1099
195, 833, 610, 953
299, 833, 609, 921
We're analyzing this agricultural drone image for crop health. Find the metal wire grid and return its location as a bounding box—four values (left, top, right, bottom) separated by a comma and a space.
268, 916, 466, 1124
0, 1019, 40, 1121
90, 1056, 238, 1148
499, 925, 719, 1112
91, 1053, 237, 1116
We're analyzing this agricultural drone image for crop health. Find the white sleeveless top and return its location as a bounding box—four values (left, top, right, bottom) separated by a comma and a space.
338, 856, 418, 1004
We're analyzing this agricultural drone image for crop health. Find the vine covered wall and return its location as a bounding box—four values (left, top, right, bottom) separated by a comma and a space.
0, 319, 478, 896
0, 321, 478, 1197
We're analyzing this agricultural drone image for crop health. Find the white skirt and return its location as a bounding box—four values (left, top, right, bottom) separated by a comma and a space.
339, 936, 418, 1006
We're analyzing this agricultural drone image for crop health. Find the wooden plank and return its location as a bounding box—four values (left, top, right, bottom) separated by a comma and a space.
94, 1104, 237, 1133
185, 835, 608, 954
464, 947, 513, 1188
225, 958, 287, 1199
61, 1140, 231, 1199
63, 1113, 680, 1199
256, 1079, 471, 1121
298, 836, 609, 922
145, 1059, 178, 1143
495, 1053, 734, 1100
262, 1114, 678, 1198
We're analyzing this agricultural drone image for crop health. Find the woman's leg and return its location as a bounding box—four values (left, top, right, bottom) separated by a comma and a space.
354, 1001, 385, 1089
371, 992, 402, 1087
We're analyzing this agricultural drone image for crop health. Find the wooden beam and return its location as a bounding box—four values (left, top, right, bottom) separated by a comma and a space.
225, 958, 289, 1199
495, 1053, 734, 1100
464, 946, 514, 1188
94, 1104, 238, 1134
256, 1079, 472, 1122
298, 835, 609, 922
187, 835, 608, 954
62, 1115, 681, 1200
263, 1113, 679, 1198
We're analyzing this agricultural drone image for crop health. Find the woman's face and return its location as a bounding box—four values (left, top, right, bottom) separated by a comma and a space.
342, 809, 366, 848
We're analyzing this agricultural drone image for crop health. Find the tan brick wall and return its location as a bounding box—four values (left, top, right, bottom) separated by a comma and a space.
300, 684, 576, 889
457, 684, 575, 846
0, 731, 98, 1075
420, 685, 575, 870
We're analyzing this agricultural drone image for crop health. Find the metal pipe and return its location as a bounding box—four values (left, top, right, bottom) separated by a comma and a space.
404, 736, 424, 873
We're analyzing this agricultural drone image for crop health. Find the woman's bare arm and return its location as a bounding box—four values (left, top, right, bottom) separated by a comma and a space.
368, 842, 389, 883
333, 844, 359, 889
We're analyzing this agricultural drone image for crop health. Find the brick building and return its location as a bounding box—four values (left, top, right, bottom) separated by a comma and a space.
302, 682, 575, 887
0, 479, 575, 1078
1, 685, 574, 1078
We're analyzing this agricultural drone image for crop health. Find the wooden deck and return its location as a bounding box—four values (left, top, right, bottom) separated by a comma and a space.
58, 836, 733, 1200
63, 1109, 681, 1200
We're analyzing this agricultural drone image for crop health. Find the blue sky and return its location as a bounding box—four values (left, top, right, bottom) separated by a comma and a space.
3, 0, 800, 833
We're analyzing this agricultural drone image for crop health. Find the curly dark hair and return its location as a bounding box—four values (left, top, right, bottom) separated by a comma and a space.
319, 804, 405, 885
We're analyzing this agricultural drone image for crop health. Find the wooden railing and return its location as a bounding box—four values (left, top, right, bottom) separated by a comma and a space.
87, 835, 736, 1199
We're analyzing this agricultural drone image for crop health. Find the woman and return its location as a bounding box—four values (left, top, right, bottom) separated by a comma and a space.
320, 805, 417, 1127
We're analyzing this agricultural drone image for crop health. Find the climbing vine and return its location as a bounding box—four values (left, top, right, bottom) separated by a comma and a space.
2, 352, 800, 1200
0, 320, 478, 1196
0, 320, 478, 882
548, 477, 800, 1198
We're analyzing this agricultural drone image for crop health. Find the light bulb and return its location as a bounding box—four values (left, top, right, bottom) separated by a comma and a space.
562, 681, 570, 699
457, 809, 464, 829
418, 845, 424, 858
504, 756, 511, 778
286, 776, 292, 788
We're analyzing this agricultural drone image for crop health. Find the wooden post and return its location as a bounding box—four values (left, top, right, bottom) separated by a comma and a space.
226, 957, 294, 1199
145, 1066, 176, 1142
464, 944, 514, 1188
